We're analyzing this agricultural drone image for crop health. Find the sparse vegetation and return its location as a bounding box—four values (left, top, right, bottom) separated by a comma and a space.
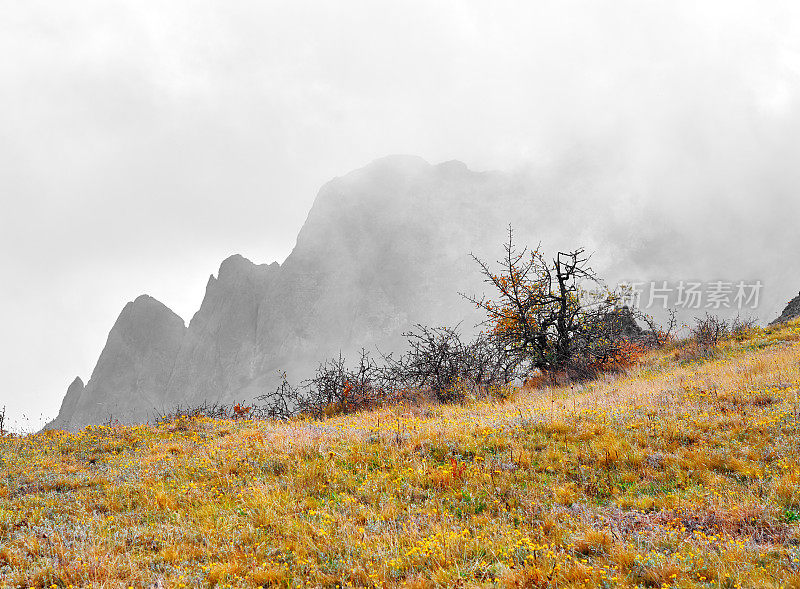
384, 325, 519, 403
262, 325, 519, 420
690, 313, 731, 349
152, 400, 270, 425
672, 313, 760, 364
260, 350, 387, 420
2, 319, 800, 587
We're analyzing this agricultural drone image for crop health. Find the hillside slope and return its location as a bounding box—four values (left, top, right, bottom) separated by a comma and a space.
6, 320, 800, 587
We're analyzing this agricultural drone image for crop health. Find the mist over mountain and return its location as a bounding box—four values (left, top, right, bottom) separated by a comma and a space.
47, 157, 536, 429
46, 155, 800, 431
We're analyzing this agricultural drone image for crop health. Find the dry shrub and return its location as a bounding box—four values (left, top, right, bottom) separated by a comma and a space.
574, 529, 612, 555
402, 573, 435, 589
554, 484, 578, 506
249, 566, 287, 586
776, 472, 800, 508
612, 339, 647, 368
501, 565, 548, 588
263, 326, 520, 420
731, 315, 759, 339
207, 561, 242, 585
691, 313, 731, 347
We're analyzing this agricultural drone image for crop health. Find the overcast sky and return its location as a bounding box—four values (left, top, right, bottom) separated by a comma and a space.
2, 1, 799, 430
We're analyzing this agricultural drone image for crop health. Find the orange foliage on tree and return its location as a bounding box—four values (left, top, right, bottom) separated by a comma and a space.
463, 226, 644, 382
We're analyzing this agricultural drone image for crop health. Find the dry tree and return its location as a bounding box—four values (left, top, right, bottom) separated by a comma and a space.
463, 225, 650, 382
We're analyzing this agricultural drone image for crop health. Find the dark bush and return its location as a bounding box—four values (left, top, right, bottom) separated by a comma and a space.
691, 313, 730, 348
384, 325, 520, 403
261, 325, 520, 420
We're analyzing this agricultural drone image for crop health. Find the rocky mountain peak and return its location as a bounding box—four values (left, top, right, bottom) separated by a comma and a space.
45, 296, 187, 431
217, 254, 263, 283
770, 291, 800, 325
48, 156, 546, 430
108, 295, 186, 354
54, 376, 85, 423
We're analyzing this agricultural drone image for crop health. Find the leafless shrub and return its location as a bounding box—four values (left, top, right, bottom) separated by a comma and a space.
384, 325, 520, 403
671, 313, 756, 363
731, 314, 759, 338
259, 350, 391, 420
258, 372, 299, 420
103, 413, 123, 428
262, 326, 520, 420
300, 350, 388, 418
639, 309, 678, 348
691, 313, 731, 348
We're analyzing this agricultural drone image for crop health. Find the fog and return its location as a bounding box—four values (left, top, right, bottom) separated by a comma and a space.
1, 0, 799, 429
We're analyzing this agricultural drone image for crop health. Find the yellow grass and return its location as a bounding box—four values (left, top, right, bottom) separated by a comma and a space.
2, 319, 800, 588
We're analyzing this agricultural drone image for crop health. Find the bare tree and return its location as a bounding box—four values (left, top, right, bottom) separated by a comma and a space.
463, 226, 644, 380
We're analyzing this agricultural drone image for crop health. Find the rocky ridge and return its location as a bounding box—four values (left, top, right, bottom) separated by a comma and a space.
47, 156, 547, 430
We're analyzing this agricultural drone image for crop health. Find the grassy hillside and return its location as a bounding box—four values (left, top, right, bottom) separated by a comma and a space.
2, 321, 800, 588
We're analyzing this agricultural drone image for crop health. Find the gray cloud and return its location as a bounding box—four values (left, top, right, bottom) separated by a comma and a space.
1, 0, 799, 428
